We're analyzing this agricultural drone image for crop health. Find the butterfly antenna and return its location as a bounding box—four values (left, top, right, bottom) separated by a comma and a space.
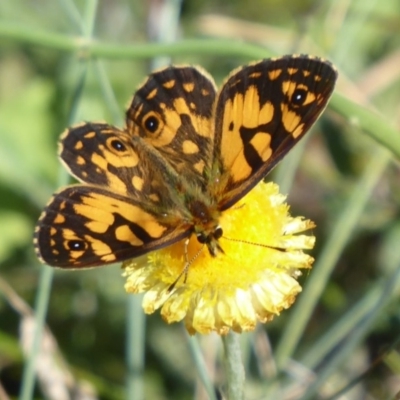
222, 236, 287, 252
168, 240, 204, 292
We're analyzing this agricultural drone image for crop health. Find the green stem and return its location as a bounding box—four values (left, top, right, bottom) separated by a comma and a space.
186, 333, 218, 400
329, 93, 400, 159
126, 295, 145, 400
222, 332, 245, 400
0, 21, 270, 60
19, 268, 53, 400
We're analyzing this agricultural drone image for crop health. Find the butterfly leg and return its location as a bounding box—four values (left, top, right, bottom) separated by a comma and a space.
168, 239, 205, 291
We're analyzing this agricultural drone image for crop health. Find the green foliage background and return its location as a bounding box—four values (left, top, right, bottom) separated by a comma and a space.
1, 0, 400, 399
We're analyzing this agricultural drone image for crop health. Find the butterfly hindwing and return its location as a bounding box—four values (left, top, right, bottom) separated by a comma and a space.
34, 185, 190, 267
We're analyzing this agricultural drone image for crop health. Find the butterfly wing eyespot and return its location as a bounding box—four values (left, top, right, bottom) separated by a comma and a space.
109, 138, 127, 152
290, 88, 308, 106
140, 112, 163, 137
67, 240, 86, 251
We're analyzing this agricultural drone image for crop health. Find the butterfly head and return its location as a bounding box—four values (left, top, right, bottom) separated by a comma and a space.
196, 225, 224, 257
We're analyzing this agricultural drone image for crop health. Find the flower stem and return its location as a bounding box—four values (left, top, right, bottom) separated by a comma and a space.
222, 332, 245, 400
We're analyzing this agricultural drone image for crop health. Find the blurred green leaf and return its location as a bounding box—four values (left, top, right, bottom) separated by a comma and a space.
0, 211, 32, 262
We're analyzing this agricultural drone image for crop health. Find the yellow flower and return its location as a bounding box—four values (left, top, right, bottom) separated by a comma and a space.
123, 182, 315, 335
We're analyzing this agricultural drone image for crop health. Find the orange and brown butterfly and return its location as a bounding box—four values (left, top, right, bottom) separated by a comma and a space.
34, 55, 337, 269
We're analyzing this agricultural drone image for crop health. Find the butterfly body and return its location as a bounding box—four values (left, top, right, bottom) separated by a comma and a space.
34, 55, 337, 268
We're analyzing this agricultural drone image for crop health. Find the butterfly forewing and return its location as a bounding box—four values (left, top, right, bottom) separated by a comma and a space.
60, 123, 141, 196
213, 55, 337, 210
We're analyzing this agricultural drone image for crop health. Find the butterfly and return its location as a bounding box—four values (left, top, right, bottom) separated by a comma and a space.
34, 55, 337, 268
